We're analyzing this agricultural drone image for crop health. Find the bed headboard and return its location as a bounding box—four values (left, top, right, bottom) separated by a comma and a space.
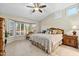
47, 28, 64, 34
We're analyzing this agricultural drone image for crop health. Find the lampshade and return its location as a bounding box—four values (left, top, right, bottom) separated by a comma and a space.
72, 25, 77, 30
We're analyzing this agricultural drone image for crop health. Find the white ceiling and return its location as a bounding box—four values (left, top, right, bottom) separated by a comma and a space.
0, 3, 76, 21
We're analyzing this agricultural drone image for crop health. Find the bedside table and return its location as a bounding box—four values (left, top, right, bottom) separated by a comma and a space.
63, 34, 78, 48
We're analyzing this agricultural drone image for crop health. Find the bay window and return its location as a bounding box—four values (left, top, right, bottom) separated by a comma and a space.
7, 19, 37, 37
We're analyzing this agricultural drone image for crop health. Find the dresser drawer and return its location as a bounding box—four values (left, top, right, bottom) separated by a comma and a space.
63, 34, 78, 48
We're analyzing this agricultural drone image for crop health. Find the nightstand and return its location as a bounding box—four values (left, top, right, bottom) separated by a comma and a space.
63, 34, 78, 48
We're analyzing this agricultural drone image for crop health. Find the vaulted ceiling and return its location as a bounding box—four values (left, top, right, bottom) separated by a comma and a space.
0, 3, 76, 21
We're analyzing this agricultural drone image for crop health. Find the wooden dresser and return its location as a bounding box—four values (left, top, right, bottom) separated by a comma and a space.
0, 17, 5, 56
63, 34, 78, 48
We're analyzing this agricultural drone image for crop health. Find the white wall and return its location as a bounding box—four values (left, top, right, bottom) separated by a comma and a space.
40, 12, 79, 33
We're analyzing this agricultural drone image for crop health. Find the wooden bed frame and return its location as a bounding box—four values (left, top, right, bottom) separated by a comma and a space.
47, 28, 64, 34
30, 27, 64, 54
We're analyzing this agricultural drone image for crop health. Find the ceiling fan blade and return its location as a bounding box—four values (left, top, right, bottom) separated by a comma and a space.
33, 3, 40, 7
33, 3, 37, 7
37, 3, 40, 7
39, 9, 42, 13
26, 6, 34, 8
32, 9, 35, 13
39, 5, 46, 8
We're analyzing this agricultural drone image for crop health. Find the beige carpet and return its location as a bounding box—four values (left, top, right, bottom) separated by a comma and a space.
5, 39, 79, 56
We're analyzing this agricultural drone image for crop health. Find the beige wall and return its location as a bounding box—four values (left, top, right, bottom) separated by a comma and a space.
40, 13, 79, 33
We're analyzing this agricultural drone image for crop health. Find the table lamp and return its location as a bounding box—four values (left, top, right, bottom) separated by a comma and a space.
72, 25, 77, 35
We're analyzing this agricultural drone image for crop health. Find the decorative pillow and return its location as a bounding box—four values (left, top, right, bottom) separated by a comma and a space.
53, 30, 57, 34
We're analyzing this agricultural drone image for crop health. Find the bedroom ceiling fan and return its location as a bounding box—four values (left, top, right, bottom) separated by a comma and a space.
26, 3, 46, 13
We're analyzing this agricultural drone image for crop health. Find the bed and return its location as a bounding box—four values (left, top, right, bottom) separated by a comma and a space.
30, 28, 64, 54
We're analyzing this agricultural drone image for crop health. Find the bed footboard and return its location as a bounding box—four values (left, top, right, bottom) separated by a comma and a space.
30, 40, 62, 54
31, 40, 48, 53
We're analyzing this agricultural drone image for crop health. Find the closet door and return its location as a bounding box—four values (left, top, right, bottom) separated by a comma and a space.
0, 17, 5, 56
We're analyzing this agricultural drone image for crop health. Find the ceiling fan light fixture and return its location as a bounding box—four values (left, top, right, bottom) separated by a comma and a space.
34, 7, 39, 11
26, 3, 46, 13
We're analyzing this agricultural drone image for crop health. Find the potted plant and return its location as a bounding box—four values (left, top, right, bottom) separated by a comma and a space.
5, 30, 9, 45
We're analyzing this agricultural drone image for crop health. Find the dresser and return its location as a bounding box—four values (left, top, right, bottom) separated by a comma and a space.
0, 17, 5, 56
63, 34, 78, 48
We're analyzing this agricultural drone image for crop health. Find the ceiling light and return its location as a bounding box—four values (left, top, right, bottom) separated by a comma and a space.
34, 7, 39, 11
